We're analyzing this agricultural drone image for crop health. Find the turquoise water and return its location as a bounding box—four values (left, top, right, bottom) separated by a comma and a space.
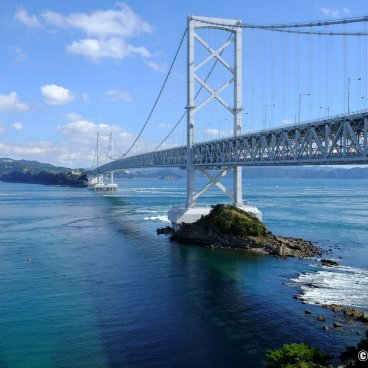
0, 178, 367, 367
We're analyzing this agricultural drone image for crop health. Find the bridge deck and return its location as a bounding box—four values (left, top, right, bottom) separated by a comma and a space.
96, 111, 368, 173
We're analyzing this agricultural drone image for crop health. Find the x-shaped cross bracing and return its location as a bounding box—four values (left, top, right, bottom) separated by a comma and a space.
193, 166, 237, 203
193, 31, 236, 115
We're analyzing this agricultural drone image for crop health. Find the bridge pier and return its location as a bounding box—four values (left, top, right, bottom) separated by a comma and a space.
169, 15, 261, 225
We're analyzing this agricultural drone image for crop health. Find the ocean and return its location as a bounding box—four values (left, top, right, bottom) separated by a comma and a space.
0, 177, 367, 367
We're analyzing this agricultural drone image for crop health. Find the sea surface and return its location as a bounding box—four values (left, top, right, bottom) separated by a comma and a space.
0, 177, 367, 368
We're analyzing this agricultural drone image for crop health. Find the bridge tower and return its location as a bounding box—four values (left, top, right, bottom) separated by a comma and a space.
169, 15, 261, 225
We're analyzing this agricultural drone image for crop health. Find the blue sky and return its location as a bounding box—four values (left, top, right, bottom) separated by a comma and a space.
0, 0, 367, 168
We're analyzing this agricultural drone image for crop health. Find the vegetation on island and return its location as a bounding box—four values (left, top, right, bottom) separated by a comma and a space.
0, 170, 88, 187
266, 343, 330, 368
211, 204, 266, 237
266, 332, 368, 367
0, 158, 88, 187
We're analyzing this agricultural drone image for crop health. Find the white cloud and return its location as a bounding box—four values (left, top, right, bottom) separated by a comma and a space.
66, 38, 150, 61
145, 60, 167, 73
0, 112, 136, 167
41, 84, 75, 105
319, 7, 351, 18
55, 114, 135, 166
65, 112, 82, 122
43, 4, 152, 62
12, 122, 24, 130
41, 4, 152, 38
0, 140, 94, 168
15, 7, 41, 28
57, 119, 125, 136
0, 92, 30, 112
58, 119, 100, 134
16, 4, 157, 64
0, 141, 55, 156
57, 114, 133, 139
0, 124, 5, 134
104, 89, 133, 103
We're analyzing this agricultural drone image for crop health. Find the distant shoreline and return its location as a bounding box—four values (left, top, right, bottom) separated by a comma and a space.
0, 171, 88, 188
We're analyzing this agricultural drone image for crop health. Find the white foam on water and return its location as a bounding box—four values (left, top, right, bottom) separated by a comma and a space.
0, 193, 23, 196
135, 209, 161, 214
143, 215, 170, 223
291, 264, 368, 310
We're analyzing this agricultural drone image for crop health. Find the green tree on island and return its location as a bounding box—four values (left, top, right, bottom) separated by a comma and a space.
266, 343, 330, 368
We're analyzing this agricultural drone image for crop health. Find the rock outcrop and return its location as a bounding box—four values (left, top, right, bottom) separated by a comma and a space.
165, 204, 321, 258
321, 304, 368, 323
321, 259, 339, 267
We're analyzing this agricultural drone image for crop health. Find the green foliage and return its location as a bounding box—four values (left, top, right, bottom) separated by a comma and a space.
0, 170, 88, 187
266, 343, 329, 368
209, 204, 266, 237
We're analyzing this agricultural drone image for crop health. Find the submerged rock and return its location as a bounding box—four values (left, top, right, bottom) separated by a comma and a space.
321, 304, 368, 324
321, 259, 339, 267
169, 204, 321, 258
156, 226, 175, 235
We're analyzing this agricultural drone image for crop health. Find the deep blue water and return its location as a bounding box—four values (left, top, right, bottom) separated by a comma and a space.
0, 178, 367, 367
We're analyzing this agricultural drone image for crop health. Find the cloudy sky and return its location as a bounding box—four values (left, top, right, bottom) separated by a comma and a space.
0, 0, 367, 168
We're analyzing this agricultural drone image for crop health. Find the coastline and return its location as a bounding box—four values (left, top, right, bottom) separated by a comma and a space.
0, 170, 88, 187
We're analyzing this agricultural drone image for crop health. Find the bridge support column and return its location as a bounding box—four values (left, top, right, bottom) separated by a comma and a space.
169, 15, 261, 225
186, 15, 196, 208
233, 24, 243, 207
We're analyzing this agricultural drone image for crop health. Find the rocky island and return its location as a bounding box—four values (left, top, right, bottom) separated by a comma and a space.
160, 204, 321, 258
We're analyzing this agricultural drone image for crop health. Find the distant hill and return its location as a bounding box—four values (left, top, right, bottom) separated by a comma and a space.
0, 158, 68, 175
0, 158, 87, 187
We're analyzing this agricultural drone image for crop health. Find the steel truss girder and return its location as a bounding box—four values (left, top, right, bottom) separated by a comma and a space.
191, 114, 368, 166
95, 112, 368, 175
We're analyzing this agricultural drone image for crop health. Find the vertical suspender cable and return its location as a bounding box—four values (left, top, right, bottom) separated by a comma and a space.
308, 27, 314, 118
343, 23, 348, 112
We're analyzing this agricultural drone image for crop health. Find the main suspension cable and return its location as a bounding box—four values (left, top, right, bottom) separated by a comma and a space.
116, 28, 187, 159
194, 15, 368, 30
268, 29, 368, 36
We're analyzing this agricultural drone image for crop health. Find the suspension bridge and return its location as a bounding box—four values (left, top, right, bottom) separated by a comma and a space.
92, 15, 368, 225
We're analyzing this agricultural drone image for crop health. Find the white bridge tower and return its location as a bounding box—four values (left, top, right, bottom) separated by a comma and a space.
169, 16, 261, 224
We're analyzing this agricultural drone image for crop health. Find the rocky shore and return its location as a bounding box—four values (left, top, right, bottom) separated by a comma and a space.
159, 204, 321, 258
321, 304, 368, 324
